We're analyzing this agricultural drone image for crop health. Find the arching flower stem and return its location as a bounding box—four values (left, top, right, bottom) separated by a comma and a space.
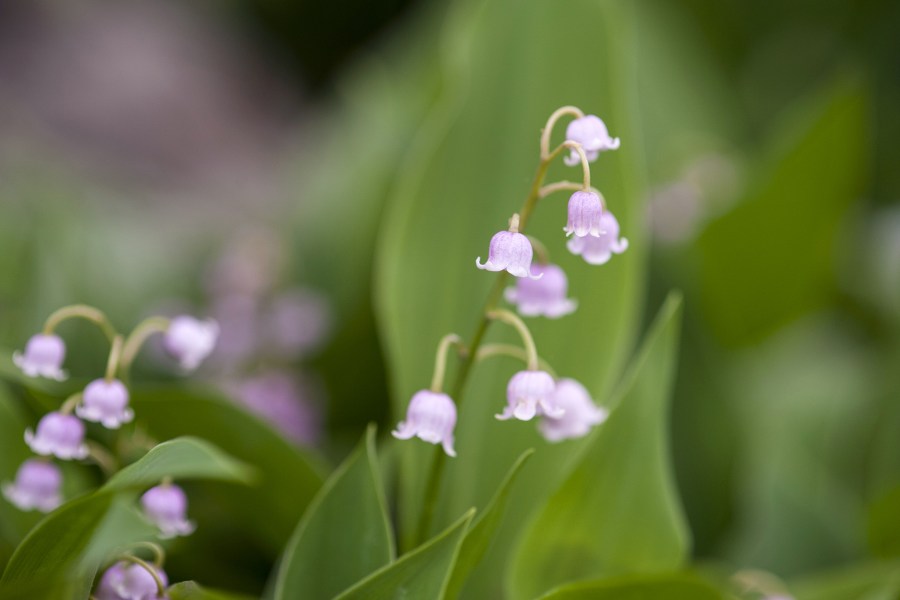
119, 317, 171, 377
119, 555, 167, 597
486, 310, 539, 370
475, 344, 557, 377
430, 334, 463, 393
42, 304, 117, 342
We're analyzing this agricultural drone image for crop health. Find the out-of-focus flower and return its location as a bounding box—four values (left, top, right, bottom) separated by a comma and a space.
163, 316, 219, 371
564, 191, 604, 238
24, 412, 89, 460
141, 483, 195, 538
77, 379, 134, 429
476, 231, 541, 279
96, 561, 168, 600
230, 372, 323, 446
504, 263, 576, 318
13, 334, 67, 380
538, 378, 608, 442
265, 289, 332, 358
647, 181, 703, 245
393, 390, 457, 457
2, 459, 63, 512
567, 211, 628, 265
564, 115, 620, 166
497, 370, 561, 421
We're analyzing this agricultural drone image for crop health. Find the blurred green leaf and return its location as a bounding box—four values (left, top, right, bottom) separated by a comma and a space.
509, 293, 687, 598
0, 383, 41, 560
104, 437, 254, 491
698, 76, 869, 345
445, 449, 533, 599
273, 425, 393, 599
167, 581, 257, 600
131, 385, 326, 555
867, 485, 900, 558
374, 0, 646, 595
335, 509, 474, 600
536, 572, 723, 600
791, 561, 900, 600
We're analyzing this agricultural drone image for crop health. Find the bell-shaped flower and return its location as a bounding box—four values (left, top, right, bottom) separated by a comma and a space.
163, 316, 219, 371
504, 263, 576, 318
567, 211, 629, 265
13, 333, 67, 380
2, 459, 63, 512
564, 191, 604, 237
25, 411, 89, 460
141, 483, 196, 538
564, 114, 620, 166
393, 390, 457, 457
497, 370, 562, 421
77, 379, 134, 429
95, 561, 169, 600
538, 378, 609, 442
476, 231, 542, 279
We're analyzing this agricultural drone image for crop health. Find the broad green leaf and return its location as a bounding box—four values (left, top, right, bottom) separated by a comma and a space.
868, 485, 900, 557
0, 383, 41, 560
334, 509, 474, 600
791, 561, 900, 600
537, 573, 723, 600
509, 293, 687, 598
103, 437, 254, 491
698, 77, 869, 345
445, 449, 533, 599
374, 0, 646, 595
274, 425, 394, 599
167, 581, 258, 600
130, 385, 326, 555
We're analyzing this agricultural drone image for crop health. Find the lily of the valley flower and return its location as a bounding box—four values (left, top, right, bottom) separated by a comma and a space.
13, 333, 67, 380
564, 191, 604, 238
393, 390, 457, 457
77, 379, 134, 429
96, 561, 169, 600
538, 378, 608, 442
497, 370, 562, 421
24, 411, 89, 460
504, 263, 577, 318
141, 483, 196, 539
2, 459, 63, 513
567, 211, 628, 265
163, 316, 219, 371
476, 230, 542, 279
564, 114, 620, 166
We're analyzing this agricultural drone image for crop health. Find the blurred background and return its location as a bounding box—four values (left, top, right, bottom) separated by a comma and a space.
0, 0, 898, 596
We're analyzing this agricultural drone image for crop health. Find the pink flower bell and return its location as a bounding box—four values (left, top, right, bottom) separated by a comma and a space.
13, 333, 67, 380
140, 483, 196, 538
564, 191, 604, 238
393, 390, 457, 457
504, 263, 576, 318
163, 316, 219, 371
24, 411, 89, 460
95, 561, 169, 600
496, 370, 562, 421
77, 379, 134, 429
476, 231, 542, 279
567, 211, 629, 265
2, 459, 63, 512
564, 114, 620, 166
538, 378, 609, 442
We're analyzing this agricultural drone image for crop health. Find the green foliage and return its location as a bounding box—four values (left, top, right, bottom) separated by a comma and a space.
866, 485, 900, 558
791, 561, 900, 600
537, 572, 723, 600
0, 384, 40, 562
167, 581, 258, 600
273, 425, 393, 599
510, 293, 687, 598
334, 510, 474, 600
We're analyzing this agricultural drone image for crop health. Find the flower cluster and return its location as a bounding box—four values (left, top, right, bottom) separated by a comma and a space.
3, 307, 216, 514
395, 107, 621, 457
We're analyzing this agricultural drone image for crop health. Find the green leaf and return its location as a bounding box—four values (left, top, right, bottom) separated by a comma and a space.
167, 581, 258, 600
103, 437, 254, 491
273, 425, 394, 599
130, 385, 326, 554
537, 573, 723, 600
791, 561, 900, 600
335, 509, 474, 600
868, 484, 900, 558
509, 293, 687, 598
698, 76, 869, 345
374, 0, 646, 595
0, 383, 42, 560
445, 449, 533, 599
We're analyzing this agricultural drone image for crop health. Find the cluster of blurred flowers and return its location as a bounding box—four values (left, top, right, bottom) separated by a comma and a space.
394, 109, 626, 456
199, 228, 330, 446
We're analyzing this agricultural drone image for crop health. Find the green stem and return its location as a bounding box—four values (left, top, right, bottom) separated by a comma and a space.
119, 555, 166, 597
119, 316, 170, 377
430, 334, 463, 392
104, 335, 124, 381
475, 343, 557, 378
42, 304, 117, 342
486, 310, 539, 370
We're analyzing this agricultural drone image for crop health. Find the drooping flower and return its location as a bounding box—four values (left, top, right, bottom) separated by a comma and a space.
476, 231, 542, 279
393, 390, 457, 457
2, 459, 63, 512
504, 263, 577, 318
567, 211, 629, 265
564, 114, 620, 166
538, 378, 609, 442
163, 316, 219, 371
564, 191, 604, 238
141, 482, 196, 538
13, 334, 67, 381
95, 561, 169, 600
497, 370, 562, 421
24, 411, 89, 460
77, 379, 134, 429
